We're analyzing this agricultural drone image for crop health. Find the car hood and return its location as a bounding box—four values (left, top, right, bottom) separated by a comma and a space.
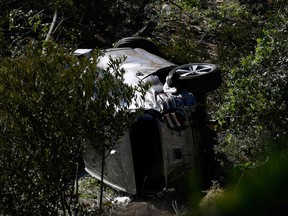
97, 47, 176, 85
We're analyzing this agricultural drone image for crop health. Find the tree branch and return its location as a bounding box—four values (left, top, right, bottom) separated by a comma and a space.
45, 8, 58, 42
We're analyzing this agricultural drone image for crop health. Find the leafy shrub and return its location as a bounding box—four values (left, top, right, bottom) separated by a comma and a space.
0, 43, 86, 215
200, 152, 288, 216
214, 6, 288, 165
0, 42, 146, 215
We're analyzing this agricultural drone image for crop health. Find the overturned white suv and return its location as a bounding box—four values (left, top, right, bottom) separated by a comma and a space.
76, 37, 221, 195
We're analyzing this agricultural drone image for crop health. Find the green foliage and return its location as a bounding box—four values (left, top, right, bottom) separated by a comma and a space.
79, 176, 100, 199
0, 43, 85, 215
199, 152, 288, 216
0, 0, 157, 56
202, 2, 261, 65
239, 0, 274, 15
0, 42, 146, 215
178, 0, 210, 8
214, 6, 288, 165
77, 175, 118, 214
153, 5, 210, 64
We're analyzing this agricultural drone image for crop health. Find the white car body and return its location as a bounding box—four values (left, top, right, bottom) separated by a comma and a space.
79, 45, 219, 195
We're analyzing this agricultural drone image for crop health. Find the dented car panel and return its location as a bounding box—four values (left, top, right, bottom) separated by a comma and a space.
84, 132, 137, 194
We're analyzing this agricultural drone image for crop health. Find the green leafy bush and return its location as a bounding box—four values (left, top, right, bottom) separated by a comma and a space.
0, 43, 86, 215
214, 5, 288, 166
0, 42, 146, 215
200, 152, 288, 216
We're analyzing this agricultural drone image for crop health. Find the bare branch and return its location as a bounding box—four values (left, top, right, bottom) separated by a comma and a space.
45, 8, 58, 42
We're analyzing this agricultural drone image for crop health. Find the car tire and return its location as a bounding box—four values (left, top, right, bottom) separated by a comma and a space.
167, 63, 221, 94
114, 37, 162, 56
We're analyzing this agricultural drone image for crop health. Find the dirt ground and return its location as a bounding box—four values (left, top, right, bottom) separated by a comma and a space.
77, 174, 192, 216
